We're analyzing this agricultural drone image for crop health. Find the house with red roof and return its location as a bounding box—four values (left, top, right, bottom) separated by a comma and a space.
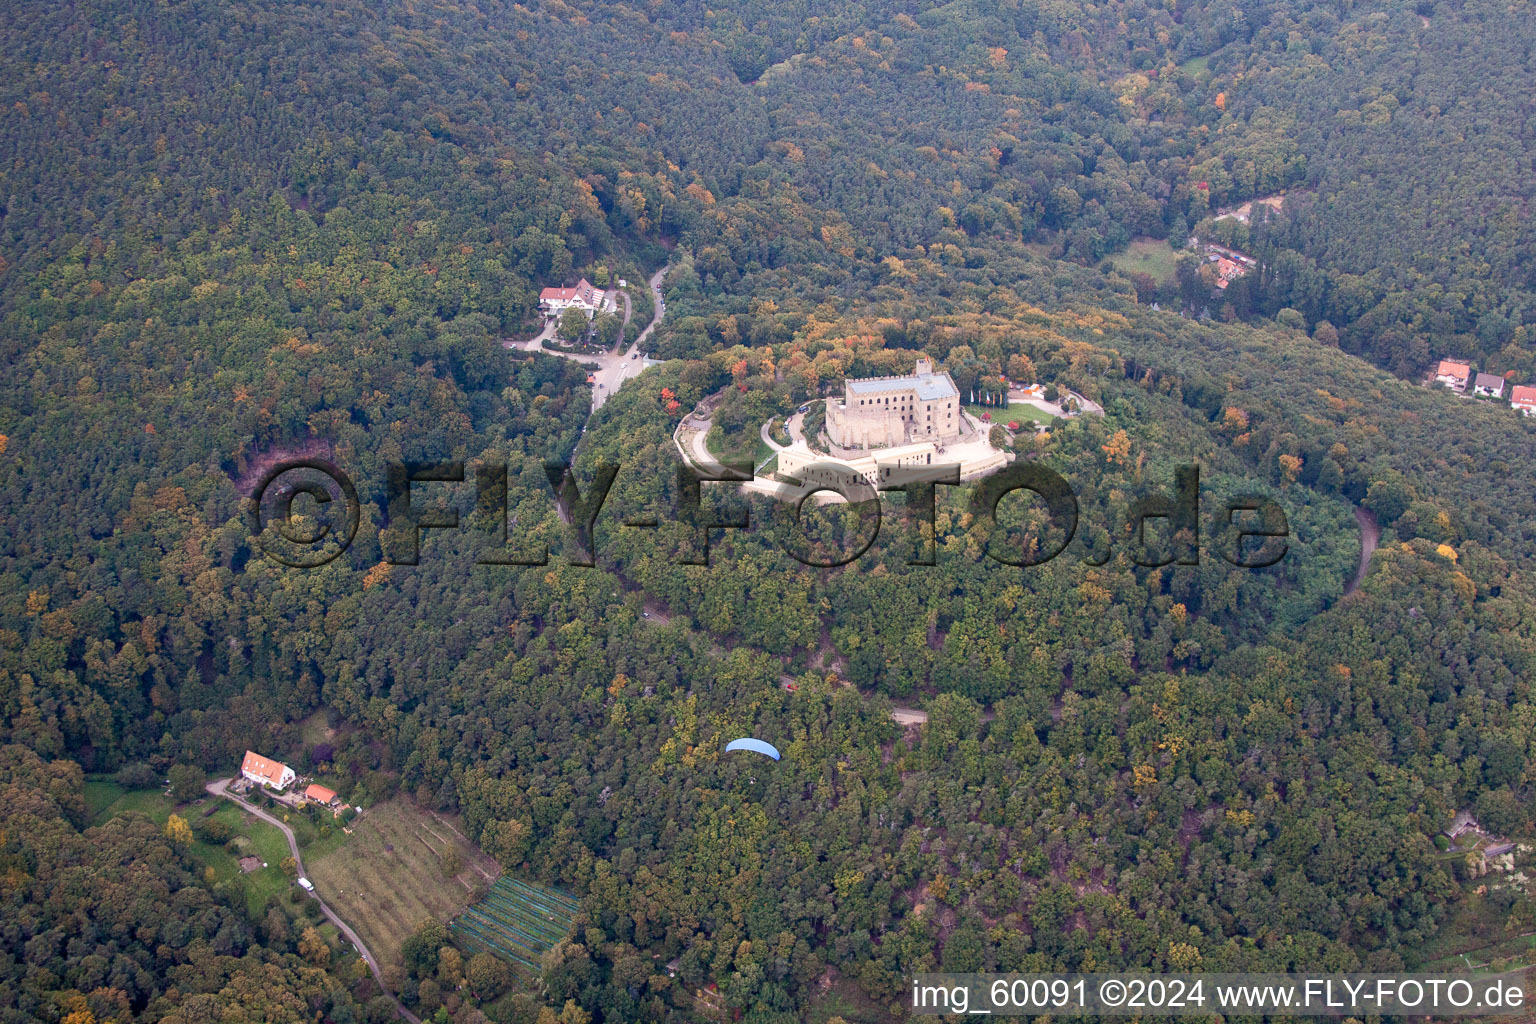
538, 278, 611, 317
304, 783, 339, 806
1510, 385, 1536, 417
241, 750, 295, 791
1213, 257, 1241, 288
1435, 360, 1471, 391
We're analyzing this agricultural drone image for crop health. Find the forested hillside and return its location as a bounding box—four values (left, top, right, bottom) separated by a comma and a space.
1172, 0, 1536, 377
0, 745, 374, 1024
0, 1, 1533, 1023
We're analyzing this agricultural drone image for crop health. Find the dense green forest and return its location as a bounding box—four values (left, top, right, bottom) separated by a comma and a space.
0, 0, 1533, 1022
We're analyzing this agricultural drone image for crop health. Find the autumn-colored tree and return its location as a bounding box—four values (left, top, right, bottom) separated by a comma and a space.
1278, 453, 1302, 484
164, 814, 193, 845
1101, 429, 1133, 467
298, 926, 331, 966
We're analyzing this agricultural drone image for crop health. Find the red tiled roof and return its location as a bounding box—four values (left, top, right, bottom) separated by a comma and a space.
1437, 360, 1470, 378
539, 278, 600, 305
304, 783, 337, 803
1510, 385, 1536, 405
241, 750, 291, 786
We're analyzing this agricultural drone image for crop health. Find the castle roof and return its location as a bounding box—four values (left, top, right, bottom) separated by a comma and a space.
847, 368, 958, 401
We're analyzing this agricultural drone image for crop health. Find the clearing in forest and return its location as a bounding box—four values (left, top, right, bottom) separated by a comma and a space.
306, 797, 499, 969
1109, 237, 1181, 283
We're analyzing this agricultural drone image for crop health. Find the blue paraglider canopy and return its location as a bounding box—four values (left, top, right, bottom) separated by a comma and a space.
724, 738, 781, 761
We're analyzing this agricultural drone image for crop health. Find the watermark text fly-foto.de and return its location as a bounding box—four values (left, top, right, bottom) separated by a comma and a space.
245, 457, 1291, 571
909, 973, 1528, 1016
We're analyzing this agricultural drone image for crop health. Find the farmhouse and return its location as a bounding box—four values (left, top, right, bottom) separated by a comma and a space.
1473, 372, 1506, 398
827, 359, 963, 449
241, 750, 296, 791
1510, 385, 1536, 416
538, 278, 612, 317
1434, 360, 1471, 391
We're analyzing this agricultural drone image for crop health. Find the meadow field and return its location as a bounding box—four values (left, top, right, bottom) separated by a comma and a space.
1109, 237, 1181, 283
306, 797, 500, 969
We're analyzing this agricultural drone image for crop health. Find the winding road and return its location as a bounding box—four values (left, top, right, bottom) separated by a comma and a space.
207, 779, 421, 1024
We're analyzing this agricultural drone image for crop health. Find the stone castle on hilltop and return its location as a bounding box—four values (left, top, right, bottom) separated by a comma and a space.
826, 358, 964, 449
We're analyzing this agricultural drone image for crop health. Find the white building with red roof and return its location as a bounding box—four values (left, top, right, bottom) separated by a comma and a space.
1511, 384, 1536, 417
538, 278, 612, 317
1435, 360, 1471, 391
241, 750, 296, 791
304, 783, 339, 805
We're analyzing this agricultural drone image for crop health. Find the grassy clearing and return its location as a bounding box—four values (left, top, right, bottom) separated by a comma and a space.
705, 425, 773, 469
306, 797, 499, 970
1180, 55, 1210, 75
200, 799, 297, 915
84, 778, 129, 822
88, 781, 173, 825
298, 709, 335, 746
965, 402, 1054, 428
87, 777, 299, 918
805, 974, 887, 1023
752, 438, 774, 472
228, 805, 293, 864
1109, 237, 1181, 283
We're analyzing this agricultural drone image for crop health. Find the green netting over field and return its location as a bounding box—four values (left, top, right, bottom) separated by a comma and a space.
449, 877, 580, 969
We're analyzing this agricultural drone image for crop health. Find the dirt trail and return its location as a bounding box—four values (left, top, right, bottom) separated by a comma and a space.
1345, 505, 1381, 596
